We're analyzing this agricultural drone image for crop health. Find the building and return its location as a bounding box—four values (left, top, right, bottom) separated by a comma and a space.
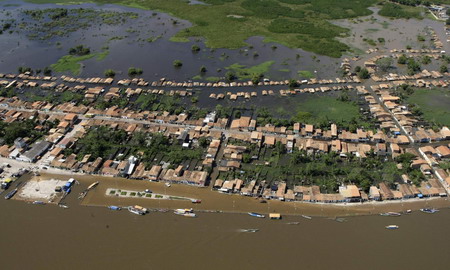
18, 141, 52, 163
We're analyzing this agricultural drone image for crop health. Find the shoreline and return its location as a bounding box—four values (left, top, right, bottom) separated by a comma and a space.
27, 172, 450, 218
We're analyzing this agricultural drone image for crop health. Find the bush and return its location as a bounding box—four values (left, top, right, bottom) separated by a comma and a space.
357, 68, 370, 79
43, 67, 52, 76
68, 45, 90, 56
191, 44, 200, 52
397, 54, 408, 65
104, 69, 116, 77
173, 60, 183, 67
128, 67, 143, 76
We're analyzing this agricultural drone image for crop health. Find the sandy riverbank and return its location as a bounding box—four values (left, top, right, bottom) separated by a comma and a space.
33, 172, 450, 217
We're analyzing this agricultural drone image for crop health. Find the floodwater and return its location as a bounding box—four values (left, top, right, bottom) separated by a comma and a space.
333, 7, 450, 70
1, 173, 450, 269
0, 0, 339, 81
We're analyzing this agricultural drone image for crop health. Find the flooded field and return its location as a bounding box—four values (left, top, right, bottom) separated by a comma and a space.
333, 7, 450, 70
1, 173, 450, 269
0, 0, 340, 81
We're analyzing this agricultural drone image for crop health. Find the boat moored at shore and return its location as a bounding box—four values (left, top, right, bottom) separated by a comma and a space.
128, 205, 146, 215
380, 212, 402, 217
108, 206, 121, 211
4, 188, 18, 200
420, 208, 439, 214
248, 212, 265, 218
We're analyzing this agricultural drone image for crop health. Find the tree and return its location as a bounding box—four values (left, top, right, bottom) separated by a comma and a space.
199, 65, 207, 73
68, 45, 90, 56
376, 57, 393, 72
225, 71, 236, 82
198, 137, 208, 148
288, 79, 298, 88
397, 54, 408, 64
421, 55, 431, 65
440, 65, 448, 73
191, 44, 200, 52
104, 69, 116, 77
251, 73, 263, 85
407, 58, 421, 75
173, 60, 183, 68
128, 67, 143, 76
43, 67, 52, 76
357, 68, 370, 79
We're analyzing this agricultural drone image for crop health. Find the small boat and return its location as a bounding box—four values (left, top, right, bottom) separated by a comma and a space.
128, 206, 145, 215
59, 204, 69, 209
87, 181, 99, 190
406, 209, 412, 214
286, 222, 300, 225
248, 212, 265, 218
301, 215, 312, 220
174, 208, 194, 214
174, 208, 196, 217
385, 225, 399, 230
32, 201, 45, 205
334, 218, 347, 223
420, 208, 439, 214
191, 199, 201, 204
259, 200, 267, 203
165, 183, 171, 187
240, 229, 259, 233
380, 212, 401, 217
108, 206, 121, 211
4, 188, 18, 200
182, 213, 197, 218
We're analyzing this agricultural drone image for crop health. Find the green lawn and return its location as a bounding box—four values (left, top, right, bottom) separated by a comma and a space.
21, 0, 378, 57
407, 89, 450, 126
293, 96, 361, 125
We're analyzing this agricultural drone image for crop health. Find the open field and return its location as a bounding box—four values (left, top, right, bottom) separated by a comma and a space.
21, 0, 379, 57
294, 95, 361, 125
407, 88, 450, 126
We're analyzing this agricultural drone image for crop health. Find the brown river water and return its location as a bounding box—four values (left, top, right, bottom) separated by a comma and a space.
1, 173, 450, 269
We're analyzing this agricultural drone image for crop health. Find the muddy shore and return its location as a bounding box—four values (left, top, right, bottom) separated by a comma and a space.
33, 172, 450, 217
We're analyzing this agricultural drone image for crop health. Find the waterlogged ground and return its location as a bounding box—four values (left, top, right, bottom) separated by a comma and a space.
332, 7, 450, 68
0, 0, 340, 81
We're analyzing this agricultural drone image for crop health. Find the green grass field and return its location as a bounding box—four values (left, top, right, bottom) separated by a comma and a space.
407, 89, 450, 126
301, 96, 359, 122
50, 54, 96, 75
20, 0, 378, 57
225, 61, 274, 79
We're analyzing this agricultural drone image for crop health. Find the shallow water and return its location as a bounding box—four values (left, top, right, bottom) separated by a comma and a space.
0, 0, 339, 81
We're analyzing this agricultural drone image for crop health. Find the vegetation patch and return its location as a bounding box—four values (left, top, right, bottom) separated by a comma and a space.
378, 3, 423, 19
225, 61, 274, 79
407, 88, 450, 126
292, 96, 365, 129
34, 0, 378, 57
50, 54, 96, 75
298, 70, 314, 78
